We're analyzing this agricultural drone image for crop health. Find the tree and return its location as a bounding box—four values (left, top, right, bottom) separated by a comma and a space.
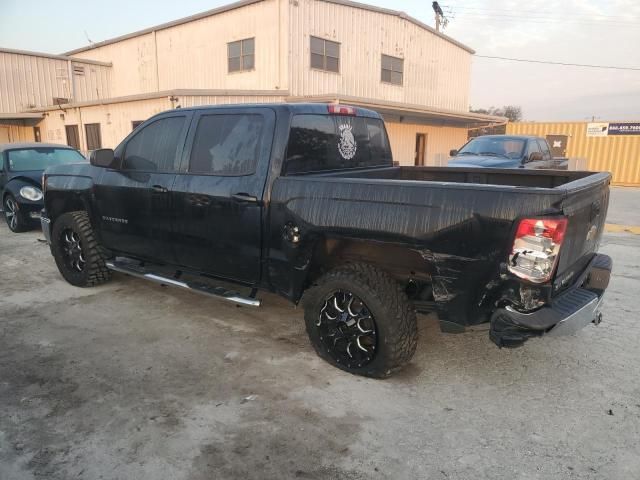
469, 105, 522, 122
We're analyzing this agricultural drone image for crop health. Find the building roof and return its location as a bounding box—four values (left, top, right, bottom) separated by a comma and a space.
0, 112, 45, 120
26, 88, 503, 127
287, 94, 506, 127
64, 0, 474, 56
0, 47, 112, 67
0, 112, 45, 127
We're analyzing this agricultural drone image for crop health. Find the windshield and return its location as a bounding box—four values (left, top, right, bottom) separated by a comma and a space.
7, 147, 85, 171
457, 137, 526, 159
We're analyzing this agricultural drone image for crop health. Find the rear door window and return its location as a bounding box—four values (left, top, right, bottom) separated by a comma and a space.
284, 114, 392, 174
189, 114, 264, 175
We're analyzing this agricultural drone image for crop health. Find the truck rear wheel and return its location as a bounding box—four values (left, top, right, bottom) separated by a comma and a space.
51, 211, 111, 287
303, 263, 418, 378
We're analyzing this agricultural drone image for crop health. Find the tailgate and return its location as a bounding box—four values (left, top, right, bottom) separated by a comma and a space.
553, 173, 610, 294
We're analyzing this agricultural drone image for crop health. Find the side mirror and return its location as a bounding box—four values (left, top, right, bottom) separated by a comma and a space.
90, 148, 116, 168
528, 152, 543, 162
449, 149, 458, 157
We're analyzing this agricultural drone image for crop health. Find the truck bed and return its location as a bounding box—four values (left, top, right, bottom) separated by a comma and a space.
269, 166, 610, 324
327, 165, 598, 189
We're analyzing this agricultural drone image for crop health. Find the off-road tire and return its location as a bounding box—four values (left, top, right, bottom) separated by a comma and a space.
3, 194, 29, 233
51, 211, 111, 287
303, 263, 418, 378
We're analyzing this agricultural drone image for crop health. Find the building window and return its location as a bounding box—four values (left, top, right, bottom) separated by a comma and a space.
65, 125, 80, 150
310, 36, 340, 73
228, 38, 255, 73
72, 65, 85, 76
85, 123, 102, 151
381, 54, 403, 85
33, 127, 41, 143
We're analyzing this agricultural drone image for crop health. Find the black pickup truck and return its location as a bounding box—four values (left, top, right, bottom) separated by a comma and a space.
41, 103, 612, 378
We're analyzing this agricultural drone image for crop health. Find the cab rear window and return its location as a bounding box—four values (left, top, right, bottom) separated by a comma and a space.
284, 114, 392, 175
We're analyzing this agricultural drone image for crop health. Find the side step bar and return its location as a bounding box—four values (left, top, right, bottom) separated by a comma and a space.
105, 260, 261, 307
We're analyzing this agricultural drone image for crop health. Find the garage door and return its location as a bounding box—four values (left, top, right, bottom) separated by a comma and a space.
0, 127, 10, 143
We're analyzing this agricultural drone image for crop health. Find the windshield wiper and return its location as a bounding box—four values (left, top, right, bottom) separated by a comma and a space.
457, 151, 475, 155
479, 152, 509, 158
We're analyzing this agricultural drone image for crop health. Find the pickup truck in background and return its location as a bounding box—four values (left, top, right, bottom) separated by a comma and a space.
40, 104, 612, 378
448, 135, 568, 170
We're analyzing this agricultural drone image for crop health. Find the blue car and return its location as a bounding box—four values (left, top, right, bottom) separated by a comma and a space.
448, 135, 568, 170
1, 143, 86, 232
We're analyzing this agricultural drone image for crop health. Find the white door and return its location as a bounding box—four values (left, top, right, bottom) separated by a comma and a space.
0, 127, 10, 143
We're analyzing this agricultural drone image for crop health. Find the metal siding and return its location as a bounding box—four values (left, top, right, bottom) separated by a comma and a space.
385, 121, 468, 166
71, 34, 159, 97
179, 95, 286, 107
289, 0, 471, 110
71, 0, 288, 97
507, 122, 640, 185
156, 0, 287, 92
0, 51, 111, 112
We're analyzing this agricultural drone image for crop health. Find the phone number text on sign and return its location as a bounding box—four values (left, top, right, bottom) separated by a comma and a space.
608, 123, 640, 135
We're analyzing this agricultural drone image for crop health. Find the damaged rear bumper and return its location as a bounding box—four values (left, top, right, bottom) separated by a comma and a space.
490, 254, 612, 348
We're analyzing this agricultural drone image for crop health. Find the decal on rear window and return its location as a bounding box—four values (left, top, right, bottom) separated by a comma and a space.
338, 123, 357, 160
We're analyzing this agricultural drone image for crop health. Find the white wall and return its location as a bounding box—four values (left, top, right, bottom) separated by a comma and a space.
385, 121, 468, 166
289, 0, 472, 111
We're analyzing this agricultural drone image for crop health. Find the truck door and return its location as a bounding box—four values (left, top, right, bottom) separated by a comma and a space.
171, 107, 275, 284
93, 112, 191, 263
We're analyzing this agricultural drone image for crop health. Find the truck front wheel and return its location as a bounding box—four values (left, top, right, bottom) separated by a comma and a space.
303, 263, 418, 378
51, 211, 111, 287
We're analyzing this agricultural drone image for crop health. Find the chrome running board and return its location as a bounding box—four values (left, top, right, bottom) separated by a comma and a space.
105, 260, 261, 307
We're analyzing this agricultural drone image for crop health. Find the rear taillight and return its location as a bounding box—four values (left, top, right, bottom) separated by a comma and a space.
508, 217, 568, 283
327, 104, 356, 116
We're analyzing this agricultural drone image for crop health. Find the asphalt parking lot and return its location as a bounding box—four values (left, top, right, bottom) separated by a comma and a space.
1, 187, 639, 480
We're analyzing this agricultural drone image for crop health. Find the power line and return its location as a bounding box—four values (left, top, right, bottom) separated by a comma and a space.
475, 55, 640, 71
450, 16, 639, 27
441, 5, 639, 20
448, 13, 638, 26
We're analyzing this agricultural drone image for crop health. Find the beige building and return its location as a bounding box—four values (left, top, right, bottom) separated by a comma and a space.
0, 0, 501, 165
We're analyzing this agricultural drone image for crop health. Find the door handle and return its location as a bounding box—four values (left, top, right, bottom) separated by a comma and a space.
232, 193, 259, 204
152, 185, 168, 194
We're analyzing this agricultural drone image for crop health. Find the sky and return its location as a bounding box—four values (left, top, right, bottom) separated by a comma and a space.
1, 0, 639, 121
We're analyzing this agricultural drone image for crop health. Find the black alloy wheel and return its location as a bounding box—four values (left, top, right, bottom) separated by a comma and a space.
303, 263, 418, 378
51, 211, 111, 287
316, 290, 378, 369
60, 228, 86, 272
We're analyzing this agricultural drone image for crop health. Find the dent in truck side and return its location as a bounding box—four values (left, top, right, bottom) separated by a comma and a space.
267, 176, 560, 324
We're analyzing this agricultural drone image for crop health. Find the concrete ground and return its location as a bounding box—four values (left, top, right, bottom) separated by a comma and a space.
1, 187, 639, 480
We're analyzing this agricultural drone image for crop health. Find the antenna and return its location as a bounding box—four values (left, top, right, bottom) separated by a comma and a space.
432, 2, 450, 31
84, 30, 94, 46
